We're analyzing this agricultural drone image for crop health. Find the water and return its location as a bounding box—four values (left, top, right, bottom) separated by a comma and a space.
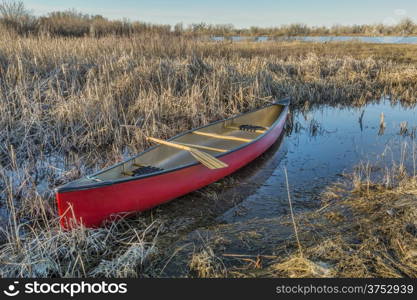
221, 100, 417, 223
212, 36, 270, 42
211, 35, 417, 44
297, 36, 417, 44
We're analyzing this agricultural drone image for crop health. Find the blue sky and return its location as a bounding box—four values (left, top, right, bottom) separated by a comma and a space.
22, 0, 417, 28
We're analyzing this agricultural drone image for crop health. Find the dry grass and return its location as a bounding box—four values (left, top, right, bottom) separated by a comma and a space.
272, 256, 334, 278
189, 246, 227, 278
1, 31, 417, 277
265, 165, 417, 278
1, 35, 416, 161
0, 219, 160, 277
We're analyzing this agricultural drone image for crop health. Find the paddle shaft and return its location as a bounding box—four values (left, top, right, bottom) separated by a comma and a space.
147, 137, 193, 151
193, 131, 252, 142
147, 137, 227, 153
173, 142, 227, 153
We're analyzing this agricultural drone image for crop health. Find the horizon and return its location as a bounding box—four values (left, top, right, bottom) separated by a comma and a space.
21, 0, 417, 28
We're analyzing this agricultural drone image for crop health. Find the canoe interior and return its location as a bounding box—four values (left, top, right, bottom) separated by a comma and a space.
67, 104, 284, 187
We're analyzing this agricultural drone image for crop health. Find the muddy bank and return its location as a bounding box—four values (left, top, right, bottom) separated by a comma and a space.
158, 170, 417, 278
158, 217, 295, 277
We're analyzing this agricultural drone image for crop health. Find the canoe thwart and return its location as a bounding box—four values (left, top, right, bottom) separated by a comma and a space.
192, 131, 252, 142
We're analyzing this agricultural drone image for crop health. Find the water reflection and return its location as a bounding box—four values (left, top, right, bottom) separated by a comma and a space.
221, 100, 417, 223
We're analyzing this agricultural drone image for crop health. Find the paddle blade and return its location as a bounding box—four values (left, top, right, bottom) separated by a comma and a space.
189, 148, 228, 169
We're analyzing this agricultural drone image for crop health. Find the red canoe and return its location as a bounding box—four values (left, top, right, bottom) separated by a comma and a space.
56, 98, 290, 228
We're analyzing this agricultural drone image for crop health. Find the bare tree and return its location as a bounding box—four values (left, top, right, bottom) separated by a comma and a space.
0, 0, 37, 34
0, 0, 29, 20
396, 18, 416, 35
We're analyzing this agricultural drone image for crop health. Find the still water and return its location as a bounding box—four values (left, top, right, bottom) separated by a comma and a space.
212, 35, 417, 44
221, 100, 417, 223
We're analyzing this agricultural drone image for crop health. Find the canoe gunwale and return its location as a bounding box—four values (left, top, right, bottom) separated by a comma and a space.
56, 98, 290, 194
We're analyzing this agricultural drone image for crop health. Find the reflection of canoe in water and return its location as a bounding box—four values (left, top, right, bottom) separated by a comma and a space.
56, 98, 290, 228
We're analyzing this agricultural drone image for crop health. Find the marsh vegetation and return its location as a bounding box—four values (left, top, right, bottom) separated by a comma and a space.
1, 6, 417, 277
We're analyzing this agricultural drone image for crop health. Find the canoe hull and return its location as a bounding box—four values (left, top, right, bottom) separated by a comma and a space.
56, 106, 288, 228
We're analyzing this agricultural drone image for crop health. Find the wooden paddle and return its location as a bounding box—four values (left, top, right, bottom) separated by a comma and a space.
147, 137, 228, 170
193, 131, 252, 142
173, 142, 227, 153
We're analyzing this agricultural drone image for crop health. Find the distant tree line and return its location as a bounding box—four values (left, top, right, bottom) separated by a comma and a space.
184, 20, 417, 37
1, 1, 417, 38
0, 1, 171, 37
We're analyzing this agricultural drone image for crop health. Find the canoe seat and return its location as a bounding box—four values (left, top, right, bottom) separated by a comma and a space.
123, 165, 164, 177
225, 124, 268, 134
238, 125, 268, 132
